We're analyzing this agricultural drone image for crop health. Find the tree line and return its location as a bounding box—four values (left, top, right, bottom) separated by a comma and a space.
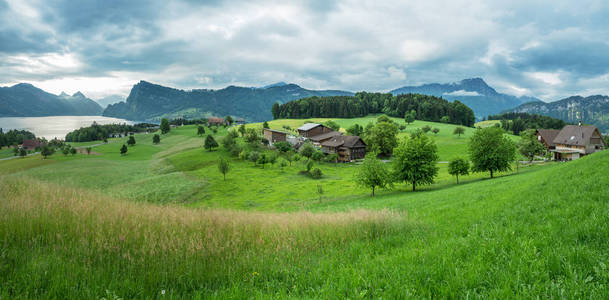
0, 129, 36, 148
272, 92, 476, 127
486, 112, 567, 135
65, 122, 157, 142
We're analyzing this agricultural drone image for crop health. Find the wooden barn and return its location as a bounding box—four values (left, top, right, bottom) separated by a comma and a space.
321, 135, 366, 162
308, 131, 342, 146
263, 128, 287, 144
297, 123, 333, 138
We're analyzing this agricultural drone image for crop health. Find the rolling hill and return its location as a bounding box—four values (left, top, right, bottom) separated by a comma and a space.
391, 78, 540, 118
506, 95, 609, 132
0, 83, 103, 117
102, 81, 354, 122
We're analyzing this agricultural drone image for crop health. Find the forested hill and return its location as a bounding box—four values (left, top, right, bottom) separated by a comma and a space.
390, 78, 540, 118
0, 83, 103, 117
102, 81, 353, 122
272, 92, 476, 127
505, 95, 609, 132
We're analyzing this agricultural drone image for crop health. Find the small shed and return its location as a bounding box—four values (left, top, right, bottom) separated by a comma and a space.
263, 128, 287, 144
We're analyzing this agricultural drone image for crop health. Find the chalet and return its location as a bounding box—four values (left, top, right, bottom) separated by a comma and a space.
208, 117, 226, 126
297, 123, 333, 138
21, 139, 43, 150
535, 129, 560, 151
263, 128, 287, 145
308, 131, 342, 146
321, 135, 366, 162
551, 124, 606, 160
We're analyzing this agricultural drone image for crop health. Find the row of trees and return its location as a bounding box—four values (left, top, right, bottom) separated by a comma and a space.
272, 92, 476, 127
487, 112, 567, 135
65, 122, 156, 142
0, 129, 36, 148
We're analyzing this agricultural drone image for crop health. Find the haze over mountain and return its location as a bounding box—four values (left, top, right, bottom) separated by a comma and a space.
506, 95, 609, 132
0, 83, 103, 117
95, 95, 125, 109
391, 78, 540, 118
102, 81, 354, 122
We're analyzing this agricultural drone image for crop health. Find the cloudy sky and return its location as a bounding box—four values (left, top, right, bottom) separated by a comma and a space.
1, 0, 609, 101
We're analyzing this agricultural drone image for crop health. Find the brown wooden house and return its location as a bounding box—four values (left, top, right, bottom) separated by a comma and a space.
21, 139, 43, 150
551, 124, 606, 160
535, 129, 560, 151
297, 123, 333, 138
208, 117, 226, 126
309, 131, 342, 146
321, 135, 366, 162
263, 128, 287, 144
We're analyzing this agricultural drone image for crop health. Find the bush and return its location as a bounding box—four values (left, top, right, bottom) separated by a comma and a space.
311, 150, 324, 161
310, 168, 323, 179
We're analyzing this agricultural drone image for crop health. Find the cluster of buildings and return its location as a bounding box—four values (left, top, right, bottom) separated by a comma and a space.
263, 123, 366, 162
536, 122, 606, 161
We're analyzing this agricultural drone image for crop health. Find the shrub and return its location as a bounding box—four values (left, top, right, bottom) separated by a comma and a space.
311, 150, 324, 161
310, 168, 323, 179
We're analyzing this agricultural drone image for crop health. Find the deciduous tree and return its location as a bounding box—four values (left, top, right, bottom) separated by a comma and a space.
453, 126, 465, 137
518, 129, 546, 162
153, 134, 160, 144
355, 154, 390, 196
218, 157, 230, 181
448, 158, 470, 184
469, 127, 516, 178
393, 134, 439, 191
204, 135, 218, 151
160, 118, 170, 134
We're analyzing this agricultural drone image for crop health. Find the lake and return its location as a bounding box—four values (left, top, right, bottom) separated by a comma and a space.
0, 116, 134, 140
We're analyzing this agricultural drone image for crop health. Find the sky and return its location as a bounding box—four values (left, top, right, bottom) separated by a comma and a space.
1, 0, 609, 101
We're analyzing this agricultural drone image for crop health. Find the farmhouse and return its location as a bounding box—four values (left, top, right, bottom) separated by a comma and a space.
208, 117, 226, 126
21, 139, 43, 150
263, 128, 287, 144
297, 123, 333, 138
535, 129, 560, 151
551, 124, 606, 160
308, 131, 342, 146
321, 135, 366, 162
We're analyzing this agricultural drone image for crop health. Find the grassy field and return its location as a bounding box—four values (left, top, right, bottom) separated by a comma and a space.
3, 115, 606, 297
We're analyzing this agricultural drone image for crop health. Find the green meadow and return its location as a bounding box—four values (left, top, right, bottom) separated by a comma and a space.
1, 115, 607, 298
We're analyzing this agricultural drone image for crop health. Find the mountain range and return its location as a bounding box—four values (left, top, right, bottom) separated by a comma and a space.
102, 81, 354, 122
0, 83, 103, 117
390, 78, 540, 118
95, 95, 125, 109
506, 95, 609, 132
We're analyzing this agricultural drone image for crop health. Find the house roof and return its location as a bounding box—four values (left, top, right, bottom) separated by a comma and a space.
309, 131, 342, 142
553, 125, 600, 146
297, 123, 321, 131
321, 135, 366, 148
536, 129, 560, 146
263, 128, 287, 135
208, 117, 225, 123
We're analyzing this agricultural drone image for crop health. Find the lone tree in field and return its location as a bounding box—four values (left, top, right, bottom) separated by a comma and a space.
404, 110, 415, 125
86, 147, 92, 155
263, 121, 269, 129
218, 157, 230, 181
468, 127, 516, 178
448, 158, 470, 184
153, 134, 160, 144
518, 129, 546, 163
421, 125, 432, 134
366, 121, 399, 156
70, 147, 77, 155
197, 126, 205, 136
393, 133, 439, 191
62, 146, 70, 156
160, 118, 170, 134
120, 144, 128, 156
127, 135, 136, 146
204, 135, 218, 151
432, 128, 440, 135
40, 145, 55, 159
355, 154, 390, 196
225, 116, 234, 126
453, 126, 465, 137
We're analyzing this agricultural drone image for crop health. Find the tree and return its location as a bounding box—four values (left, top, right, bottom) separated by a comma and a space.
316, 184, 323, 202
311, 150, 324, 162
70, 147, 77, 155
267, 152, 278, 166
238, 124, 246, 137
325, 153, 339, 164
421, 125, 431, 134
468, 127, 517, 178
263, 121, 269, 129
347, 124, 363, 136
448, 158, 470, 184
355, 154, 391, 196
404, 110, 415, 125
244, 128, 261, 145
432, 128, 440, 135
204, 135, 219, 151
153, 134, 160, 144
218, 157, 230, 181
365, 121, 399, 156
221, 134, 236, 150
441, 116, 450, 123
40, 145, 55, 159
518, 129, 546, 162
62, 146, 70, 156
323, 120, 340, 131
120, 144, 128, 156
393, 134, 439, 191
453, 126, 465, 137
273, 141, 292, 153
197, 126, 205, 136
160, 118, 170, 134
86, 147, 92, 155
311, 168, 323, 179
127, 136, 136, 146
299, 142, 315, 158
257, 153, 267, 168
103, 138, 108, 143
249, 151, 260, 166
225, 116, 234, 126
19, 147, 27, 158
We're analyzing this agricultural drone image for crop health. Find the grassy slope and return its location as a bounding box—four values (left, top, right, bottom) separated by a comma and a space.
1, 144, 608, 297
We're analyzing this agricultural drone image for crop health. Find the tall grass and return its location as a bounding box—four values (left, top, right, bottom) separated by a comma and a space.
0, 176, 405, 298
